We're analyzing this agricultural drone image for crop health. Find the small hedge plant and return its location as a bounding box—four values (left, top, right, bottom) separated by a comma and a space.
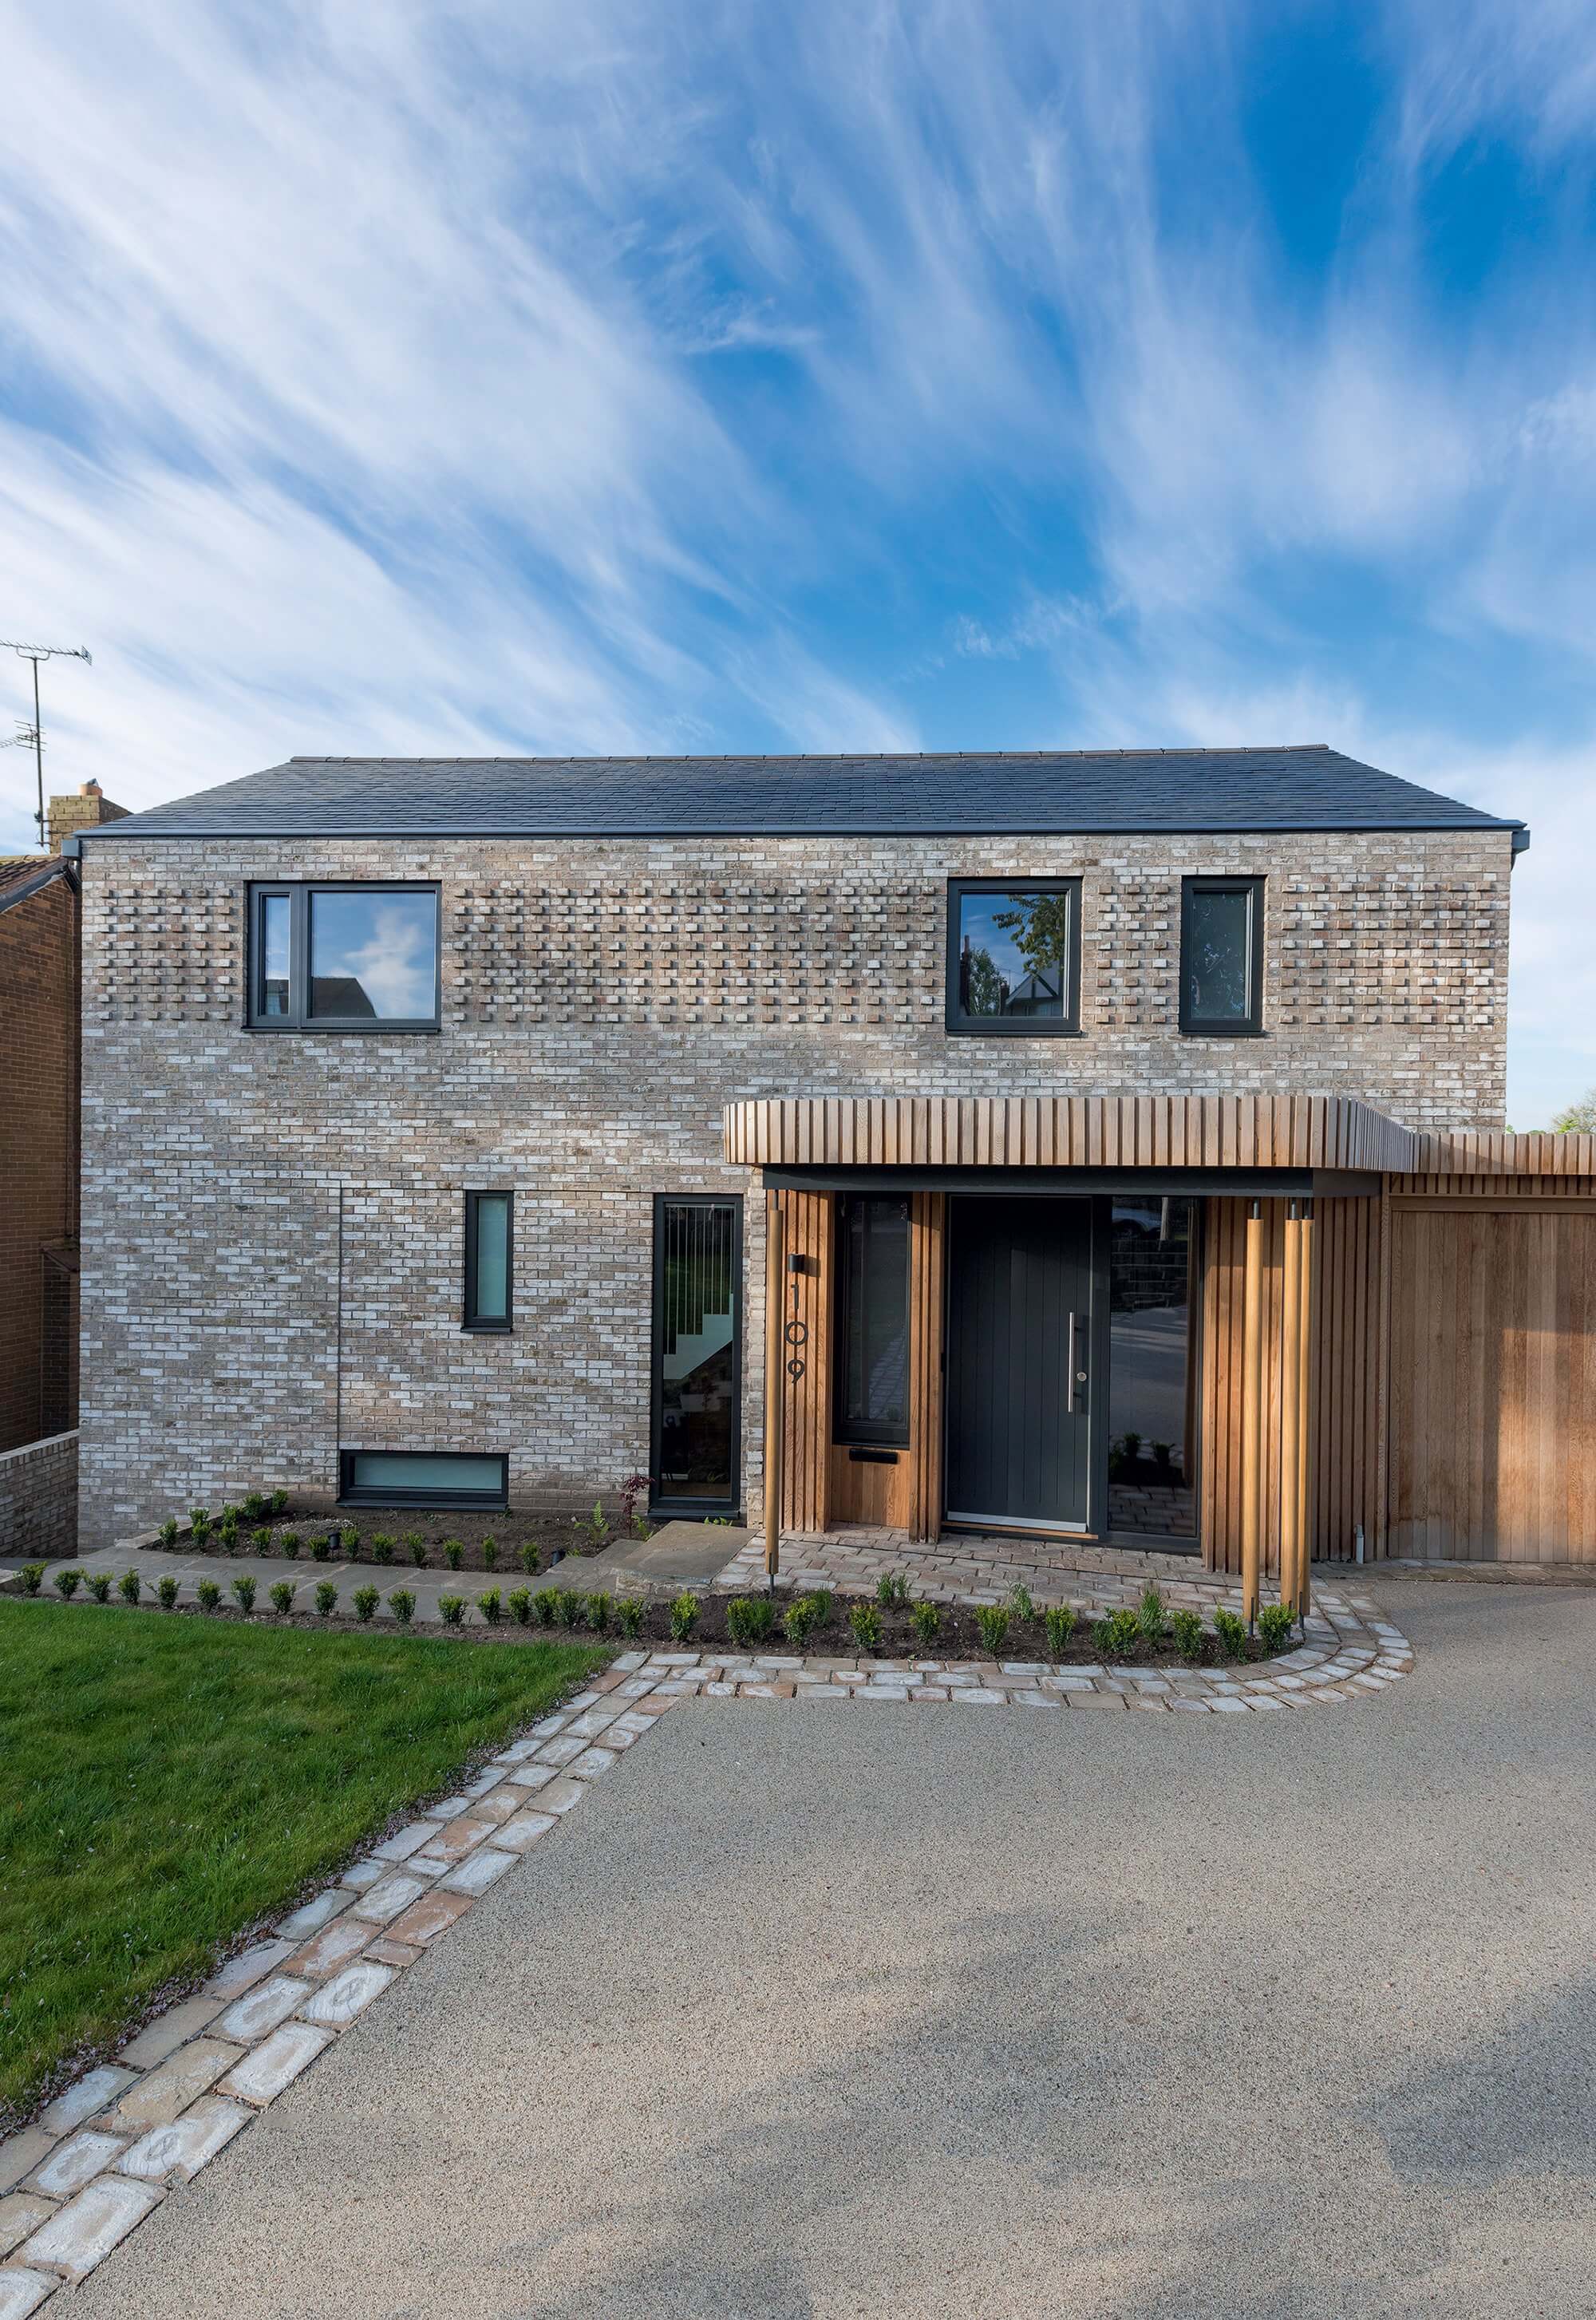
726, 1594, 776, 1647
1211, 1608, 1249, 1660
388, 1589, 417, 1626
270, 1580, 295, 1616
669, 1591, 698, 1642
231, 1575, 256, 1615
86, 1572, 113, 1603
53, 1569, 81, 1601
196, 1579, 221, 1613
314, 1581, 339, 1617
354, 1585, 381, 1623
1257, 1602, 1297, 1651
437, 1593, 465, 1627
1044, 1603, 1076, 1657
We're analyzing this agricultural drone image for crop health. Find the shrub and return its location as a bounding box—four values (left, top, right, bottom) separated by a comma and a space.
849, 1602, 883, 1651
619, 1472, 650, 1538
437, 1593, 464, 1627
406, 1534, 428, 1567
554, 1589, 584, 1629
911, 1599, 942, 1648
1136, 1584, 1168, 1647
340, 1525, 361, 1559
975, 1604, 1010, 1654
388, 1588, 417, 1626
241, 1492, 267, 1522
532, 1587, 561, 1627
280, 1532, 302, 1559
231, 1575, 256, 1614
875, 1571, 910, 1608
618, 1595, 646, 1637
369, 1533, 395, 1566
188, 1508, 211, 1543
1096, 1608, 1141, 1659
270, 1580, 295, 1616
53, 1568, 81, 1600
354, 1585, 381, 1623
19, 1563, 44, 1597
217, 1516, 240, 1553
309, 1535, 332, 1563
314, 1581, 338, 1617
251, 1527, 272, 1555
442, 1539, 464, 1572
1009, 1583, 1035, 1621
727, 1594, 776, 1646
808, 1587, 836, 1627
118, 1570, 140, 1604
507, 1587, 532, 1626
156, 1575, 180, 1610
480, 1536, 499, 1571
784, 1596, 819, 1650
158, 1518, 179, 1547
1044, 1603, 1077, 1657
669, 1591, 699, 1642
585, 1591, 614, 1634
1168, 1609, 1204, 1660
1212, 1608, 1249, 1661
196, 1579, 220, 1613
477, 1588, 504, 1626
519, 1543, 541, 1575
1258, 1602, 1297, 1651
269, 1488, 289, 1516
86, 1572, 113, 1603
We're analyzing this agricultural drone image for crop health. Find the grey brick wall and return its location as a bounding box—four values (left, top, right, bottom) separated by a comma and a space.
77, 828, 1512, 1544
0, 1429, 77, 1562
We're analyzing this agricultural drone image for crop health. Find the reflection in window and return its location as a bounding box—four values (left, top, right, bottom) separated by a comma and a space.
464, 1192, 512, 1330
653, 1200, 740, 1509
341, 1449, 507, 1505
309, 891, 437, 1021
952, 885, 1077, 1026
259, 894, 290, 1018
1108, 1197, 1197, 1542
836, 1196, 911, 1445
1181, 880, 1261, 1032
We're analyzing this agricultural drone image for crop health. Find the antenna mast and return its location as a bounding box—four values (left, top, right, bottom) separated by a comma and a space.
1, 640, 93, 848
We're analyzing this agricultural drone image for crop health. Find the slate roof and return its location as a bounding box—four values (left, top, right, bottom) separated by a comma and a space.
76, 745, 1525, 841
0, 854, 77, 911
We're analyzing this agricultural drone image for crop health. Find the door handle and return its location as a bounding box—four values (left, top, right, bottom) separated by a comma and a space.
1066, 1310, 1088, 1413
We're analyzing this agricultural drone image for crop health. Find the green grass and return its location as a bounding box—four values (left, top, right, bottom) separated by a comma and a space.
0, 1601, 606, 2125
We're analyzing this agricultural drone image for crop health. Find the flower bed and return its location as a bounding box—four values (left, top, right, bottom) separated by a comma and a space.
148, 1489, 632, 1575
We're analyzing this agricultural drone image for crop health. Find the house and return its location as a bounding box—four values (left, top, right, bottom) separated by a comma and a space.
65, 745, 1596, 1587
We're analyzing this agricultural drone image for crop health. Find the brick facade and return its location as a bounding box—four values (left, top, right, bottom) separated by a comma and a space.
0, 863, 80, 1458
77, 828, 1513, 1547
0, 1429, 78, 1563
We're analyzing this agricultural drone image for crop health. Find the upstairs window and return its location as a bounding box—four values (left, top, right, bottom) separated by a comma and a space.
247, 883, 440, 1030
835, 1194, 911, 1446
946, 879, 1081, 1036
464, 1192, 513, 1331
1180, 876, 1264, 1035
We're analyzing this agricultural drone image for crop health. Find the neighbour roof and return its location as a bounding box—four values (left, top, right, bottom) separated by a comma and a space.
0, 854, 77, 912
74, 745, 1526, 842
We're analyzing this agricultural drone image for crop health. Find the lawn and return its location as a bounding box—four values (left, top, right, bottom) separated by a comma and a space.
0, 1600, 606, 2125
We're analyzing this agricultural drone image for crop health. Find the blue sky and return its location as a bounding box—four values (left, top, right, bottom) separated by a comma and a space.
1, 0, 1593, 1122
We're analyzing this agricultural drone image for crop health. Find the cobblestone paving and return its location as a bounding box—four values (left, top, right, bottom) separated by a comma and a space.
0, 1589, 1411, 2310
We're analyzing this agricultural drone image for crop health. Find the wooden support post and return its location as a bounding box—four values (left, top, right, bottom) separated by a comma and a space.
1240, 1199, 1264, 1627
1279, 1200, 1302, 1618
764, 1192, 784, 1583
1296, 1202, 1314, 1617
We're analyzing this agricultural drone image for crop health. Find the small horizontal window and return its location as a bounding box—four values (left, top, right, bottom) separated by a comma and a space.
946, 879, 1081, 1036
247, 883, 440, 1030
1180, 877, 1264, 1035
464, 1191, 513, 1331
339, 1450, 507, 1508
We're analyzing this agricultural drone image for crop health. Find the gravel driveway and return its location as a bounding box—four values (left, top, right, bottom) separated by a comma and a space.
69, 1577, 1596, 2318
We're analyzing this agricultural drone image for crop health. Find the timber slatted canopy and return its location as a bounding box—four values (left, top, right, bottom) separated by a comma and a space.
725, 1098, 1596, 1179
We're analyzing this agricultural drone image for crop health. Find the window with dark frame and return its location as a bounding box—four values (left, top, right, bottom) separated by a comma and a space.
834, 1194, 911, 1446
1179, 876, 1264, 1036
339, 1450, 508, 1508
946, 879, 1081, 1035
464, 1191, 513, 1331
246, 883, 440, 1030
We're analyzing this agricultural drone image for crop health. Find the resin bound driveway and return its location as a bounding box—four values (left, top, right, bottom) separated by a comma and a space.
65, 1579, 1596, 2318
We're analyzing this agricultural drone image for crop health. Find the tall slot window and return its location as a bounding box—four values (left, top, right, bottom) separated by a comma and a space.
835, 1194, 911, 1445
1180, 876, 1264, 1035
946, 879, 1081, 1035
650, 1196, 742, 1516
464, 1192, 512, 1331
247, 883, 440, 1030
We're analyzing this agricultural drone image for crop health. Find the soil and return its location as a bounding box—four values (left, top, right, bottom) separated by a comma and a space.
171, 1496, 625, 1576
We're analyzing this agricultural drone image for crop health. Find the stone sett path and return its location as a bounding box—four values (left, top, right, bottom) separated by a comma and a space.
0, 1575, 1412, 2312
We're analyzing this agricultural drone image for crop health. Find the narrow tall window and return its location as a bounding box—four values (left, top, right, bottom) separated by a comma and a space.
464, 1192, 512, 1331
247, 883, 440, 1030
650, 1196, 742, 1516
835, 1195, 911, 1445
1180, 876, 1264, 1035
946, 879, 1081, 1035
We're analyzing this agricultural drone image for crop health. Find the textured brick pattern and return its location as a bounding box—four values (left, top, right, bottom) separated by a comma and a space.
77, 830, 1511, 1544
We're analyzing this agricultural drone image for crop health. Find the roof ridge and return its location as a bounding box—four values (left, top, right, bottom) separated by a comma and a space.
286, 744, 1335, 765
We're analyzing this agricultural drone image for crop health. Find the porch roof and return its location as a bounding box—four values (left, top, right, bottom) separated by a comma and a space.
723, 1097, 1596, 1180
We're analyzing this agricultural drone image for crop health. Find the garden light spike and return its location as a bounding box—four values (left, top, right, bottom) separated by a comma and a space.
0, 640, 93, 848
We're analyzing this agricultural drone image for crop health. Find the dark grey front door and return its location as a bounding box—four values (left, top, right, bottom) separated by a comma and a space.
945, 1196, 1094, 1532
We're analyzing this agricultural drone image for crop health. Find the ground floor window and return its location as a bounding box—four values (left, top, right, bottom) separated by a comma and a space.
339, 1450, 508, 1508
1107, 1197, 1197, 1539
650, 1196, 742, 1516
